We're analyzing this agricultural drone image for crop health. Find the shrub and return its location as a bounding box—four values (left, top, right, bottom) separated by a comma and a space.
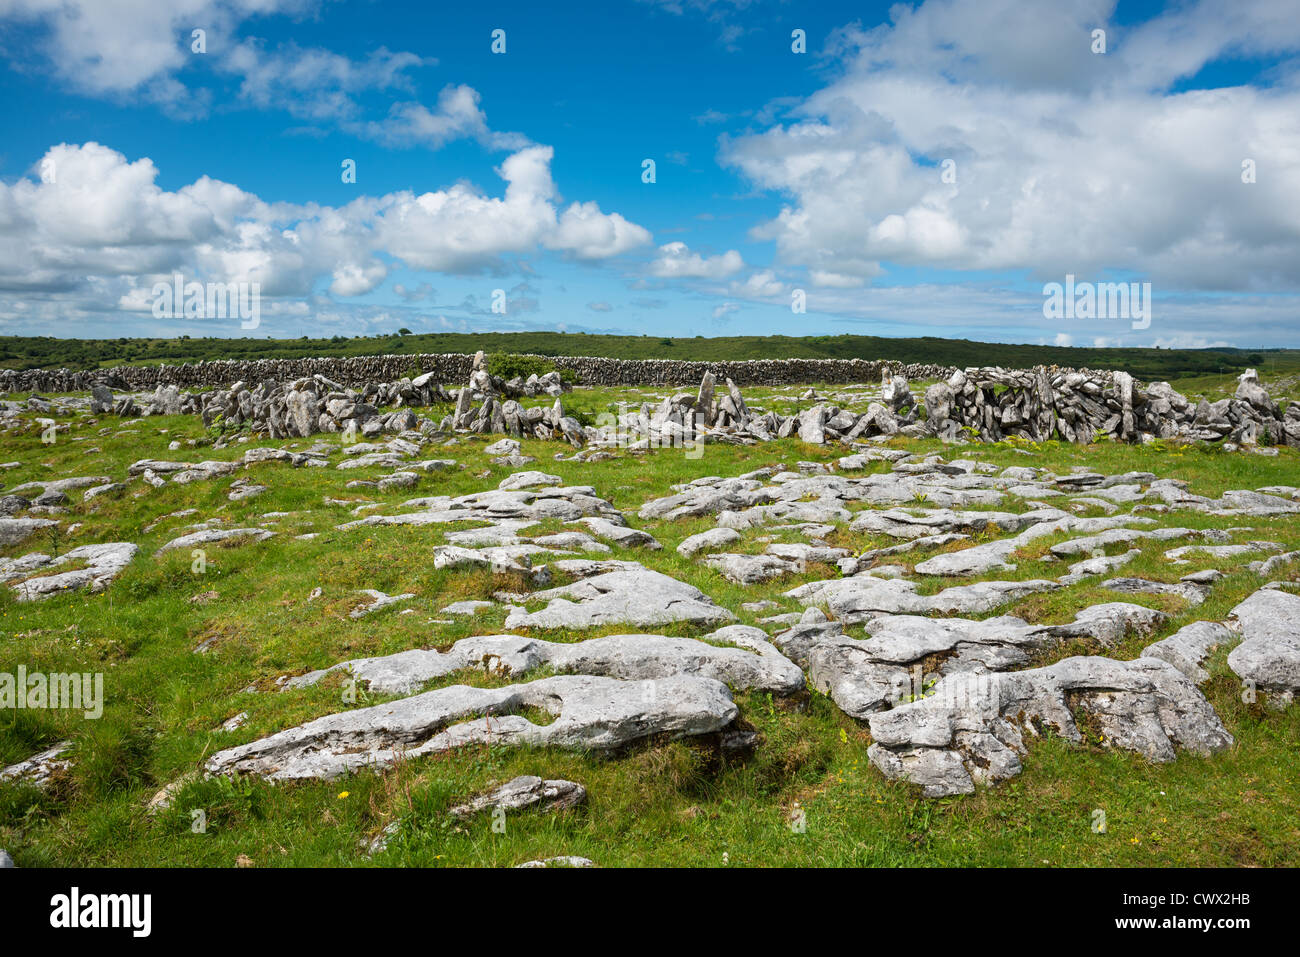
487, 353, 554, 381
487, 353, 580, 385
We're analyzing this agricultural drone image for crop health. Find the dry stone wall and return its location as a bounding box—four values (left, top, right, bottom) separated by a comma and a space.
2, 354, 964, 393
7, 350, 1295, 448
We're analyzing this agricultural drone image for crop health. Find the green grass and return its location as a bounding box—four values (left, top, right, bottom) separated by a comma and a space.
1, 381, 1298, 867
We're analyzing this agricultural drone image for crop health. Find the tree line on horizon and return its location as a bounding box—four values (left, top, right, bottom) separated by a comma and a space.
0, 331, 1285, 382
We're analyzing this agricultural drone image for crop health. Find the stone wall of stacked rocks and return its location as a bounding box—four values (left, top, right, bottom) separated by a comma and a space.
1, 354, 972, 393
923, 367, 1297, 447
5, 350, 1295, 447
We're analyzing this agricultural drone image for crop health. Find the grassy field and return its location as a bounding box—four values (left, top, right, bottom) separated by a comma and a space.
2, 379, 1298, 867
5, 332, 1300, 384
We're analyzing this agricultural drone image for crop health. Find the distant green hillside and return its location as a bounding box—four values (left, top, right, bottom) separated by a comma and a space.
2, 332, 1296, 382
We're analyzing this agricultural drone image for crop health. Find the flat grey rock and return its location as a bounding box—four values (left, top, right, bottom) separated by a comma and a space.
638, 478, 774, 521
484, 439, 521, 456
704, 552, 800, 584
499, 470, 562, 491
0, 741, 73, 788
516, 856, 594, 868
170, 460, 239, 484
577, 516, 661, 550
868, 655, 1232, 797
1142, 620, 1235, 683
449, 775, 586, 817
285, 626, 802, 696
83, 482, 127, 501
207, 674, 738, 780
1226, 588, 1300, 708
1058, 548, 1141, 584
0, 517, 58, 546
530, 531, 610, 553
349, 589, 415, 618
809, 603, 1169, 718
1165, 541, 1282, 564
1102, 577, 1210, 606
786, 575, 1057, 622
718, 499, 852, 530
155, 527, 273, 555
10, 475, 112, 494
340, 485, 621, 531
771, 619, 848, 668
442, 600, 495, 616
849, 507, 1064, 540
1248, 550, 1300, 577
503, 566, 735, 629
1044, 602, 1169, 645
677, 527, 742, 557
1049, 526, 1198, 557
3, 542, 138, 601
914, 516, 1153, 577
337, 453, 407, 470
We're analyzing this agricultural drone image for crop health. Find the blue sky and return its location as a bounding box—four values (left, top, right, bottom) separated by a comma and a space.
1, 0, 1299, 347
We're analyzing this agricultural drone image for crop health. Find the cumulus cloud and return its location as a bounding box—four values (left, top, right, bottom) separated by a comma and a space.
359, 84, 531, 151
0, 141, 652, 321
374, 146, 650, 273
0, 0, 310, 96
730, 269, 785, 298
720, 0, 1300, 293
649, 241, 744, 279
0, 2, 529, 149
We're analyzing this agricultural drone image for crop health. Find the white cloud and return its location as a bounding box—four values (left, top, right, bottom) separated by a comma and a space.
720, 0, 1300, 293
809, 270, 867, 288
730, 269, 784, 297
360, 84, 531, 151
649, 241, 744, 279
221, 38, 430, 122
1151, 334, 1233, 349
0, 0, 312, 96
375, 146, 650, 273
0, 3, 530, 150
0, 142, 652, 315
712, 301, 740, 319
549, 202, 653, 261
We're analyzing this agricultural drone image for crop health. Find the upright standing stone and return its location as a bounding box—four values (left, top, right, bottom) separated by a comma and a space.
697, 372, 717, 426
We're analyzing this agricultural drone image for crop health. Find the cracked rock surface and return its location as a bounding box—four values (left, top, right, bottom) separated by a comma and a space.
449, 775, 587, 818
1226, 588, 1300, 708
866, 656, 1233, 797
206, 674, 739, 780
283, 625, 803, 696
502, 565, 736, 629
